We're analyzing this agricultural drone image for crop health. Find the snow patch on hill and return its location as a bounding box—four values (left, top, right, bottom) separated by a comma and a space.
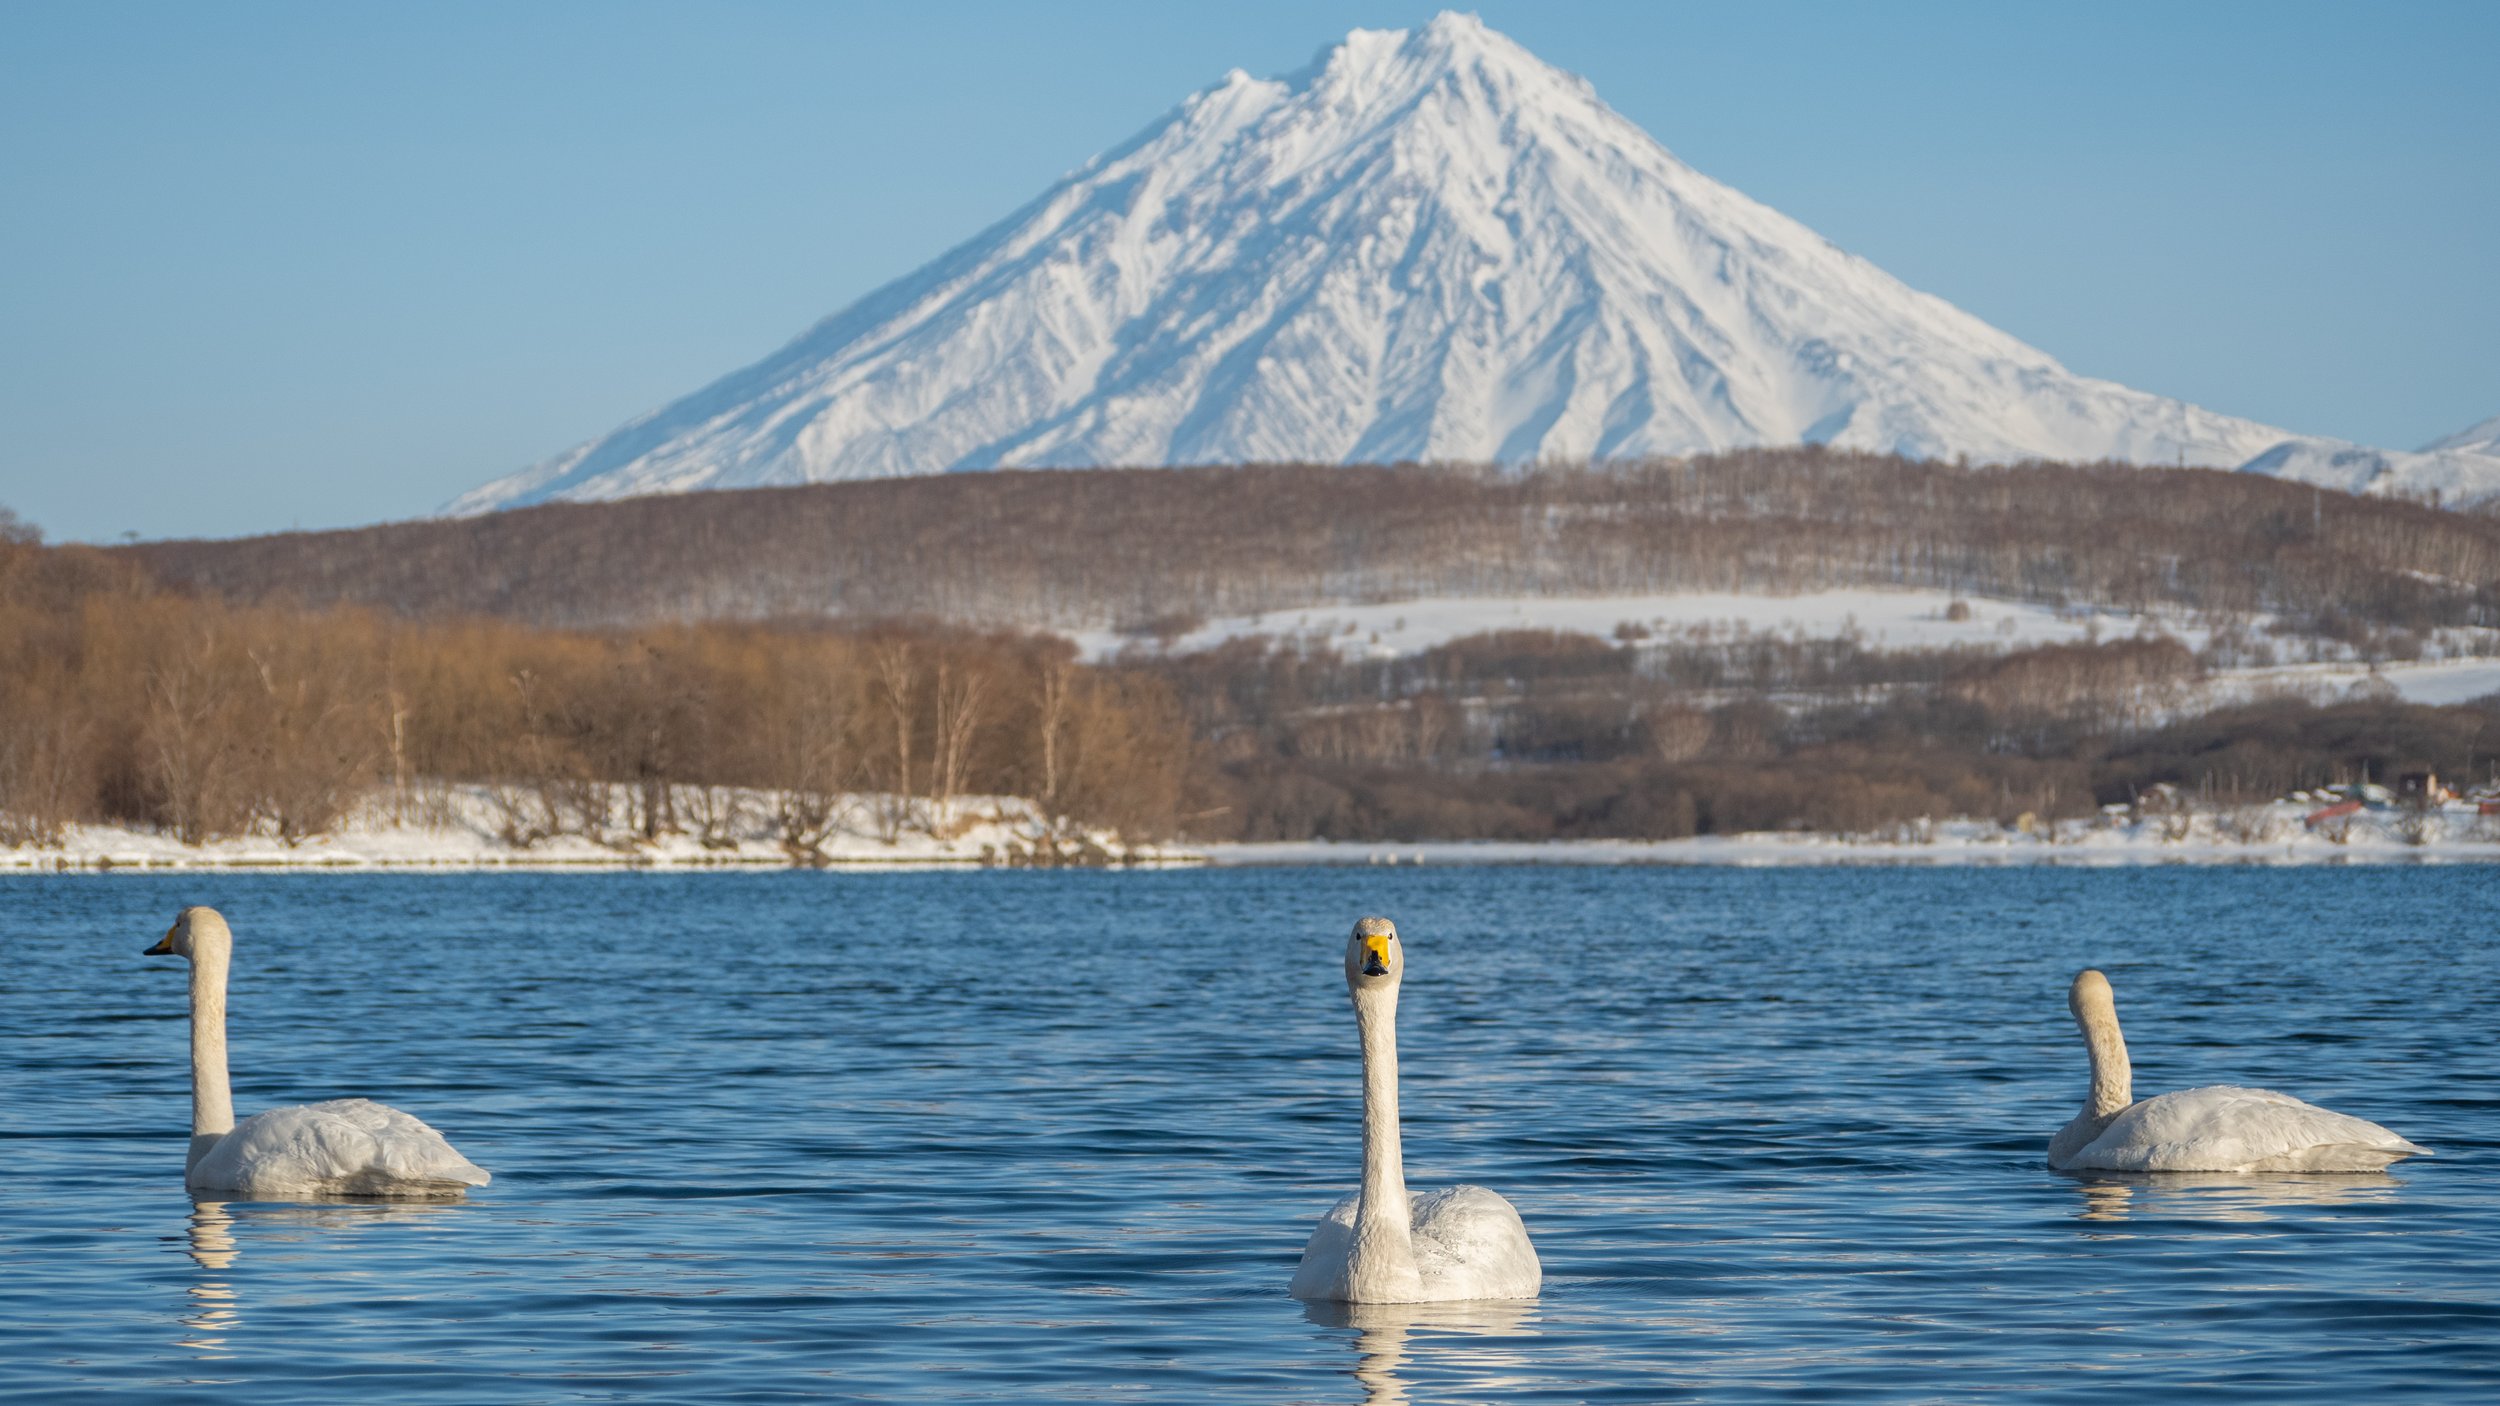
1073, 585, 2500, 709
1074, 588, 2171, 661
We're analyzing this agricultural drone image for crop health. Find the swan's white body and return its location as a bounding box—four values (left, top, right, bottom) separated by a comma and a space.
1291, 1185, 1542, 1304
2047, 969, 2423, 1174
1291, 918, 1540, 1304
149, 907, 489, 1199
188, 1098, 489, 1197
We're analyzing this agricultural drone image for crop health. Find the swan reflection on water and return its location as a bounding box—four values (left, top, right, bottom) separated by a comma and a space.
2068, 1171, 2404, 1226
173, 1198, 468, 1356
178, 1202, 242, 1354
1302, 1297, 1540, 1406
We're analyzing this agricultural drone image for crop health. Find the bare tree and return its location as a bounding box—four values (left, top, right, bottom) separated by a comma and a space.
1642, 706, 1713, 763
140, 618, 257, 843
928, 660, 986, 831
871, 640, 916, 842
245, 635, 379, 845
1034, 655, 1072, 823
0, 709, 87, 847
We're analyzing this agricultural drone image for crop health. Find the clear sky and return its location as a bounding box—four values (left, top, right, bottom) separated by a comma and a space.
3, 1, 2493, 543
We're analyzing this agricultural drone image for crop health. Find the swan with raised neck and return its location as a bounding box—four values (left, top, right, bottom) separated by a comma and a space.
2047, 967, 2425, 1174
146, 906, 489, 1198
157, 907, 239, 1173
1289, 917, 1539, 1303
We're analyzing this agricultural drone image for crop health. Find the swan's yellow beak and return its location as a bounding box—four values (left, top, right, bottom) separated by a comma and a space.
1361, 933, 1391, 976
144, 927, 177, 956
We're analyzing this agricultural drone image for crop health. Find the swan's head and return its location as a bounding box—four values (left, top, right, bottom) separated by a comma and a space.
2069, 968, 2117, 1025
145, 906, 232, 961
1344, 916, 1404, 989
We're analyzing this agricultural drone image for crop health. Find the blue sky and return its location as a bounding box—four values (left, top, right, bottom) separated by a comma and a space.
3, 1, 2493, 542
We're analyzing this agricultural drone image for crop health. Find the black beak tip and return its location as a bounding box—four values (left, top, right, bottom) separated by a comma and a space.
1362, 958, 1388, 976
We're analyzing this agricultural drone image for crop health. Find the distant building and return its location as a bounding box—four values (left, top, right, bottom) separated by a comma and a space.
2397, 771, 2449, 807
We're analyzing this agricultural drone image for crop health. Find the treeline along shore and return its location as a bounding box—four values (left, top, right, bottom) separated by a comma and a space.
0, 512, 1186, 851
6, 450, 2500, 851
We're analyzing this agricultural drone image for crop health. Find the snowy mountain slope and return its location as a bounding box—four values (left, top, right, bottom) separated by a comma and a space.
2237, 411, 2500, 506
2423, 413, 2500, 457
449, 12, 2301, 516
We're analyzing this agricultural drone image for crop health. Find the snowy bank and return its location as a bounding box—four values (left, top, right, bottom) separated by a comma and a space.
0, 784, 1189, 872
10, 787, 2494, 873
1200, 808, 2500, 868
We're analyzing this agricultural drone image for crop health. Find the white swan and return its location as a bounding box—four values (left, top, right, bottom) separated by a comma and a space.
146, 906, 490, 1198
1290, 918, 1540, 1304
2047, 968, 2425, 1173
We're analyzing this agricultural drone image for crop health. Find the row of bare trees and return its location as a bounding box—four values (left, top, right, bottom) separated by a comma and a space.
0, 526, 1185, 849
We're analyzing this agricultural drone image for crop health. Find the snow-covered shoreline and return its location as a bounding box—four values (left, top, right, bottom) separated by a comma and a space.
1196, 836, 2500, 869
8, 792, 2493, 872
1201, 805, 2500, 867
0, 785, 1193, 873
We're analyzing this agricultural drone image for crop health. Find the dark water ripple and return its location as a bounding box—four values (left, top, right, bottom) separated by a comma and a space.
2, 868, 2494, 1402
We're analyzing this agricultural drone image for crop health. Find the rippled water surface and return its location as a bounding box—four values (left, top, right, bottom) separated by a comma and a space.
5, 868, 2496, 1402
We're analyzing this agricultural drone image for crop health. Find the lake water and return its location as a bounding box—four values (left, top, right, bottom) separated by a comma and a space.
4, 868, 2495, 1403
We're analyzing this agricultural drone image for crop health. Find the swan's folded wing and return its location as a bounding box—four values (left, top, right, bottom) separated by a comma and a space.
1410, 1185, 1541, 1300
302, 1099, 491, 1186
2079, 1086, 2425, 1173
1288, 1193, 1362, 1301
190, 1099, 488, 1196
190, 1104, 373, 1194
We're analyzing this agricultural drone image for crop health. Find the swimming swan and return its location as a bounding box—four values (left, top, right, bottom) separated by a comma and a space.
1290, 918, 1540, 1304
146, 906, 490, 1198
2047, 968, 2424, 1173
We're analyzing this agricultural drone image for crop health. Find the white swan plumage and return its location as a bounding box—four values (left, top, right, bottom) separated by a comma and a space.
2047, 968, 2424, 1174
1291, 918, 1540, 1304
147, 906, 489, 1199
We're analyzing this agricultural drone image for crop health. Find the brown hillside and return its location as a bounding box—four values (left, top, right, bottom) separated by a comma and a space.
120, 451, 2500, 636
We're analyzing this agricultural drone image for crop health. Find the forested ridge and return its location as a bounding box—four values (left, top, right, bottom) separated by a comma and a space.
125, 451, 2500, 639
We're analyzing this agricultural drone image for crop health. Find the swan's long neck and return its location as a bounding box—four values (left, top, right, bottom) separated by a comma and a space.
2079, 1001, 2132, 1120
1349, 982, 1421, 1298
187, 938, 235, 1170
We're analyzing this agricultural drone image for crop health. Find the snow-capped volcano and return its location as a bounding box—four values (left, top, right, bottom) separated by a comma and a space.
449, 12, 2299, 515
